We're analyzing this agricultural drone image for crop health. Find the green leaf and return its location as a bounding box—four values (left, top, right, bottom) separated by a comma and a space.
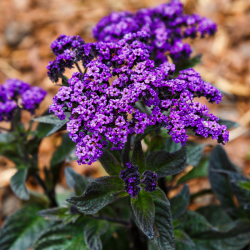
38, 207, 69, 221
0, 204, 48, 250
163, 137, 181, 153
35, 123, 55, 139
186, 143, 205, 167
170, 184, 190, 219
10, 168, 29, 200
98, 150, 123, 176
176, 210, 213, 236
218, 119, 240, 129
149, 188, 170, 206
67, 176, 125, 214
46, 120, 67, 136
131, 189, 155, 240
177, 158, 208, 185
148, 135, 163, 152
208, 145, 237, 208
50, 133, 76, 182
146, 146, 187, 178
132, 140, 146, 174
84, 220, 109, 250
175, 230, 195, 247
32, 220, 89, 250
237, 181, 250, 191
135, 125, 160, 141
65, 167, 89, 196
150, 199, 175, 250
33, 114, 64, 125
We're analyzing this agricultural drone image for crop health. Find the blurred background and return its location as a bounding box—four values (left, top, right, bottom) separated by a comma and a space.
0, 0, 250, 226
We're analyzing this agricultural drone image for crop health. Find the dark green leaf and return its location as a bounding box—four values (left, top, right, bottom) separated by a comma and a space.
131, 189, 155, 240
10, 168, 29, 200
67, 176, 125, 214
98, 150, 122, 176
132, 140, 146, 174
186, 143, 205, 167
84, 220, 109, 250
150, 199, 175, 250
146, 146, 187, 178
176, 210, 213, 236
175, 241, 195, 250
196, 205, 232, 231
170, 184, 190, 219
32, 219, 89, 250
218, 119, 240, 129
208, 145, 237, 208
177, 158, 208, 184
38, 207, 69, 221
148, 135, 163, 152
149, 188, 170, 206
163, 137, 181, 153
0, 204, 48, 250
35, 123, 55, 139
46, 121, 67, 136
135, 125, 160, 142
65, 167, 89, 196
175, 230, 195, 247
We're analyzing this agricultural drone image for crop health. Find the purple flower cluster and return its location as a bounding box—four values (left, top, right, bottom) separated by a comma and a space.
48, 32, 228, 165
93, 0, 217, 64
141, 170, 158, 192
119, 163, 141, 198
0, 79, 46, 122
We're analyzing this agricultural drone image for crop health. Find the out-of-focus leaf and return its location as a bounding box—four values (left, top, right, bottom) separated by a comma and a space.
65, 167, 89, 196
131, 189, 155, 240
177, 158, 208, 184
35, 123, 55, 139
67, 176, 125, 214
163, 137, 181, 153
10, 168, 29, 200
33, 114, 63, 124
46, 121, 67, 136
98, 150, 122, 176
0, 204, 48, 250
146, 146, 187, 178
186, 142, 205, 167
175, 230, 195, 247
32, 219, 89, 250
150, 199, 175, 250
135, 125, 160, 142
84, 220, 109, 250
170, 184, 190, 219
208, 145, 237, 209
218, 119, 240, 129
148, 135, 163, 152
237, 181, 250, 191
132, 140, 146, 174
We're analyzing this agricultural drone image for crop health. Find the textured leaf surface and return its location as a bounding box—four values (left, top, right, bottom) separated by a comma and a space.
177, 158, 208, 184
146, 146, 187, 177
98, 150, 122, 176
10, 168, 29, 200
0, 205, 48, 250
32, 220, 89, 250
67, 176, 125, 214
132, 140, 146, 174
208, 145, 237, 208
149, 188, 170, 206
33, 115, 63, 124
186, 143, 205, 167
84, 220, 109, 250
131, 190, 155, 240
170, 184, 190, 219
65, 167, 89, 196
151, 199, 175, 250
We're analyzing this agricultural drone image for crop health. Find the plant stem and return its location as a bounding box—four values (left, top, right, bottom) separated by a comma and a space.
90, 215, 130, 227
131, 220, 144, 250
75, 62, 83, 74
35, 173, 58, 208
122, 134, 131, 167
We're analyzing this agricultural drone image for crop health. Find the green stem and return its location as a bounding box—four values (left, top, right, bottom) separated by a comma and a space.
75, 62, 83, 74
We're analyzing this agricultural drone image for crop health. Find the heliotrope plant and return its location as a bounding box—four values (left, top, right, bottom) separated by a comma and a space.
0, 2, 250, 250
